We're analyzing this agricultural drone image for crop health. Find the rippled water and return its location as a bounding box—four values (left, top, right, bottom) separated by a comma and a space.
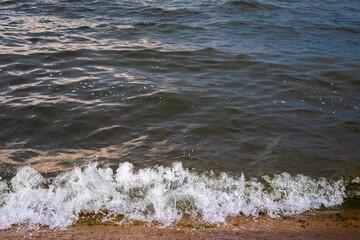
1, 0, 360, 178
1, 0, 360, 179
1, 0, 360, 229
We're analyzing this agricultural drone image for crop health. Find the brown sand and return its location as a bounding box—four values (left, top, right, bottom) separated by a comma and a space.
1, 210, 359, 240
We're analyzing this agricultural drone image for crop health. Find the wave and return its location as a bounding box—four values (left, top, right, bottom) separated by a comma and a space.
135, 6, 200, 18
226, 0, 282, 10
134, 22, 205, 33
0, 162, 358, 229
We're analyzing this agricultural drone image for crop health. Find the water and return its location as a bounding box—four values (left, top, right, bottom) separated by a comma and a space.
0, 0, 359, 228
0, 162, 353, 229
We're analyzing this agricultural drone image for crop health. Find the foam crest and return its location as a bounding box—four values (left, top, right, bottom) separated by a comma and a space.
0, 162, 353, 229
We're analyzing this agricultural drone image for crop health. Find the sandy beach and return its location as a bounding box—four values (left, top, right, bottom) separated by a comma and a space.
1, 210, 359, 240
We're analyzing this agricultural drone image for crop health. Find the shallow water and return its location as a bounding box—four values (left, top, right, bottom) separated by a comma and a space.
0, 162, 358, 229
0, 0, 359, 228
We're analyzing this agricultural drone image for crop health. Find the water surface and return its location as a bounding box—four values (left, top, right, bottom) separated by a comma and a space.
0, 0, 359, 228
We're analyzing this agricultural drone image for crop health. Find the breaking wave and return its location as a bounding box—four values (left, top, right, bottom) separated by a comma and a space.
0, 162, 358, 229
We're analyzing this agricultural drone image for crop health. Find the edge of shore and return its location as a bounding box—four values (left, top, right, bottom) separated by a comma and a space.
1, 210, 359, 239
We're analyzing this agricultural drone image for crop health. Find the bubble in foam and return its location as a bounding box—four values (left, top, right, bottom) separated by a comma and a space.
353, 177, 360, 183
0, 162, 353, 229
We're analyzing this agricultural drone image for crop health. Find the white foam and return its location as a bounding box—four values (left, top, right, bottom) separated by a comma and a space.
0, 162, 351, 229
353, 177, 360, 183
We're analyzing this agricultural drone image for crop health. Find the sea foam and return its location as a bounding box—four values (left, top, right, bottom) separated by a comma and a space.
0, 162, 351, 229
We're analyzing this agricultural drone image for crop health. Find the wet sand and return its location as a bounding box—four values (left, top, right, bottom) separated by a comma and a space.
1, 210, 359, 240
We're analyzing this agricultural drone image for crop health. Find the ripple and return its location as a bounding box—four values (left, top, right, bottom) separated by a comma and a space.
220, 0, 282, 11
1, 0, 360, 178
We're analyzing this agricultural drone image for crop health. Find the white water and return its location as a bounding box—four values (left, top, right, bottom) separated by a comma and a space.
0, 162, 350, 229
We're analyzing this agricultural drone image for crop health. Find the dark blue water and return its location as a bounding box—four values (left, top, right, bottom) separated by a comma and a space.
0, 0, 359, 179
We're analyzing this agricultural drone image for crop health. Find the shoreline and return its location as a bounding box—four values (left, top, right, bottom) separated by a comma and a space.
1, 210, 359, 239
